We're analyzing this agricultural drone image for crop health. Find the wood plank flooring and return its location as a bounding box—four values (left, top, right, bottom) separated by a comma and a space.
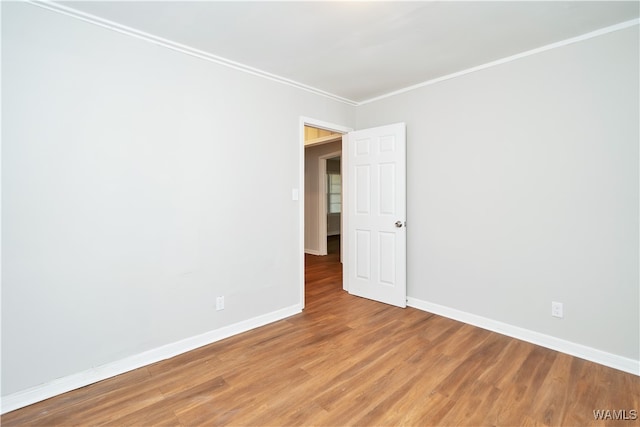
3, 241, 639, 426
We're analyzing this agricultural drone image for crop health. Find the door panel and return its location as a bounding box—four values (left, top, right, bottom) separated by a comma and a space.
345, 123, 406, 308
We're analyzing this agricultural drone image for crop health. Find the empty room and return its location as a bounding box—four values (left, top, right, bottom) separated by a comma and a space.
2, 1, 639, 425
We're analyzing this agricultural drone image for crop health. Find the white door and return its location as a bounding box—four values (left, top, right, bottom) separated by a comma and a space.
344, 123, 406, 307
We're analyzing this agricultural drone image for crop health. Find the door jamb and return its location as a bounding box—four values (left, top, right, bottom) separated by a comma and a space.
299, 117, 352, 310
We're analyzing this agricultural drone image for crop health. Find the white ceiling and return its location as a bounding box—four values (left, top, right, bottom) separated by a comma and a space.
58, 1, 639, 104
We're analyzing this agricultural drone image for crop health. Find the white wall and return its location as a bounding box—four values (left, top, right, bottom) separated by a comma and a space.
1, 2, 355, 397
304, 141, 341, 253
357, 26, 639, 363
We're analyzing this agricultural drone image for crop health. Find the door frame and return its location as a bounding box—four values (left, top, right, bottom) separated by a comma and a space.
299, 117, 352, 310
318, 151, 342, 256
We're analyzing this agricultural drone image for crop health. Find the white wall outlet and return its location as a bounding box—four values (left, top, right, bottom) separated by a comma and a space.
216, 296, 225, 311
551, 301, 563, 318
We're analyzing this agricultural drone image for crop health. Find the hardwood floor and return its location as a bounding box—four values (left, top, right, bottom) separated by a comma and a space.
3, 244, 639, 426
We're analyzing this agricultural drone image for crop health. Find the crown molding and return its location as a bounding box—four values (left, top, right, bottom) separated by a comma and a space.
24, 3, 640, 108
25, 0, 359, 107
359, 18, 640, 105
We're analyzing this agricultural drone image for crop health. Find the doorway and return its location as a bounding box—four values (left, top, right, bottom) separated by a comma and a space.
300, 120, 408, 310
299, 118, 352, 309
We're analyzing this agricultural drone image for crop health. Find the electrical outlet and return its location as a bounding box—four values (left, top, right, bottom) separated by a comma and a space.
551, 301, 563, 318
216, 296, 225, 311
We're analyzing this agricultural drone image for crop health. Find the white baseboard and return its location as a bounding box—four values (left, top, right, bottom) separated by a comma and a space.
304, 248, 322, 256
1, 304, 301, 414
407, 297, 639, 376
